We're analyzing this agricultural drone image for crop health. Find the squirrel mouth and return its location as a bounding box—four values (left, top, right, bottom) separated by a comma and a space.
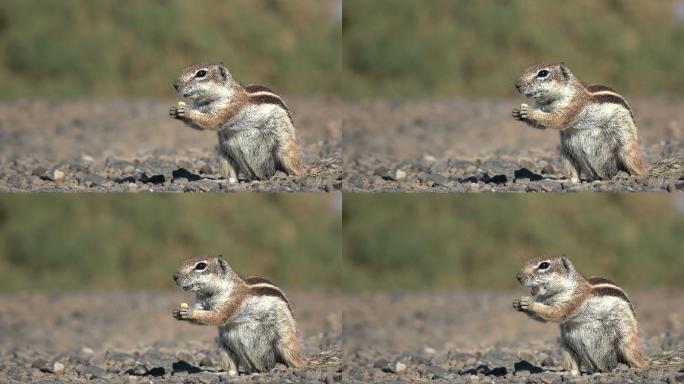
530, 286, 540, 296
178, 283, 193, 291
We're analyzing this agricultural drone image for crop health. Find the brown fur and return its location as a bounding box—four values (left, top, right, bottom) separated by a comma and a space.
244, 276, 275, 285
525, 102, 584, 129
189, 282, 249, 326
620, 331, 647, 368
528, 285, 589, 322
586, 84, 616, 93
183, 88, 248, 131
590, 93, 633, 118
592, 286, 635, 314
620, 139, 647, 176
279, 140, 304, 176
279, 332, 305, 368
248, 93, 293, 122
585, 276, 617, 285
250, 285, 293, 314
244, 84, 276, 93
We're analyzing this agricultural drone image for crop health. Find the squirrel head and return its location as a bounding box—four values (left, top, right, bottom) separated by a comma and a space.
173, 62, 237, 103
173, 254, 234, 294
515, 62, 578, 102
516, 254, 580, 297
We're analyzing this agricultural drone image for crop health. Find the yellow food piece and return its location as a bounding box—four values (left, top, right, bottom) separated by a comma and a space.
180, 302, 188, 309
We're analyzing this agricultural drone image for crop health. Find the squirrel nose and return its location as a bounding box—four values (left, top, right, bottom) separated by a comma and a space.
173, 80, 181, 92
516, 272, 524, 283
173, 272, 180, 283
515, 80, 522, 92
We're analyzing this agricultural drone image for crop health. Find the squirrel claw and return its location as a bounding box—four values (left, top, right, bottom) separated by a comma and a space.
169, 105, 186, 120
519, 104, 529, 119
512, 104, 529, 121
172, 305, 190, 320
178, 307, 190, 320
513, 296, 531, 311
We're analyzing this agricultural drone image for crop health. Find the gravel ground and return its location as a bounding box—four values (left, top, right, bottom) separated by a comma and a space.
343, 98, 684, 192
0, 98, 342, 192
343, 291, 684, 383
0, 291, 341, 383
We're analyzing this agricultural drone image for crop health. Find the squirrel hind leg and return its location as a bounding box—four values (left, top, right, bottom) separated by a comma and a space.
561, 341, 582, 374
560, 154, 581, 183
218, 153, 239, 184
218, 338, 239, 375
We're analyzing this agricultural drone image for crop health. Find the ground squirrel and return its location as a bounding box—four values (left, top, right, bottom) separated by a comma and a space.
512, 62, 646, 182
172, 255, 304, 375
169, 63, 304, 182
513, 254, 645, 374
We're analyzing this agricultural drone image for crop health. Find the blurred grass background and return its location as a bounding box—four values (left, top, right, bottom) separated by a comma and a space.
0, 194, 341, 292
343, 0, 684, 98
344, 194, 684, 291
0, 0, 341, 99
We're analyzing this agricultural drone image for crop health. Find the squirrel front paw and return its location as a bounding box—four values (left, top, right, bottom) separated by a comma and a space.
169, 101, 186, 120
513, 296, 532, 311
512, 103, 530, 121
172, 303, 190, 320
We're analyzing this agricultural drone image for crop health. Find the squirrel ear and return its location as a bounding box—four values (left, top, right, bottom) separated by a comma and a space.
217, 254, 229, 274
218, 63, 230, 83
560, 254, 575, 275
560, 62, 571, 80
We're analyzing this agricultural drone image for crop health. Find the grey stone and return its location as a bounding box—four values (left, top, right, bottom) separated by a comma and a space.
199, 164, 214, 175
541, 164, 556, 174
420, 173, 449, 186
89, 366, 108, 379
32, 166, 48, 177
541, 356, 555, 367
85, 173, 107, 186
199, 356, 213, 367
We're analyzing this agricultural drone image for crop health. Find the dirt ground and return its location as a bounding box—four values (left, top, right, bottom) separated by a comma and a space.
0, 291, 341, 383
0, 98, 342, 192
343, 290, 684, 383
343, 98, 684, 192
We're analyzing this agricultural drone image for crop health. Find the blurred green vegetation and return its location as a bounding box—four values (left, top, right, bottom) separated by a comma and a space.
343, 0, 684, 98
343, 194, 684, 291
0, 0, 340, 99
0, 194, 341, 292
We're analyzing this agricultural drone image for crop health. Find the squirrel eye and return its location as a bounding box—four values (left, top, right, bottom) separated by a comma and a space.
195, 70, 208, 78
195, 262, 207, 271
538, 261, 550, 270
537, 70, 549, 78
